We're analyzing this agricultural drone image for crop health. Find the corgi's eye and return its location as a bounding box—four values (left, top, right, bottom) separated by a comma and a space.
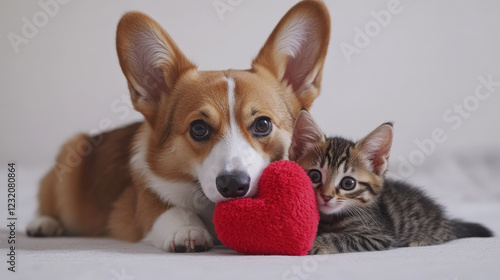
307, 169, 322, 184
252, 117, 272, 137
340, 177, 356, 190
190, 120, 210, 141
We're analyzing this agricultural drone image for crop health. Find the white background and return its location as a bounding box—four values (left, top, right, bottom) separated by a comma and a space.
1, 0, 499, 201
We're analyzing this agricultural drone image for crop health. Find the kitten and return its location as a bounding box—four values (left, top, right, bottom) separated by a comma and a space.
289, 111, 493, 254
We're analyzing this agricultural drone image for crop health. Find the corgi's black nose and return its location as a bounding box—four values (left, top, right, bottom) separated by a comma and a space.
216, 172, 250, 198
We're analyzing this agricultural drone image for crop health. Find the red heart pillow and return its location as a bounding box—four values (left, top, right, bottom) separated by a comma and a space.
213, 160, 319, 255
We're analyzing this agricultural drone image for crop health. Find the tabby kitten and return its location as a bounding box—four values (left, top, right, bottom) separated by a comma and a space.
289, 111, 493, 254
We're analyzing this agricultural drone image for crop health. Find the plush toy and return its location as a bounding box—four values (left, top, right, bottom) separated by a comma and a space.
213, 160, 319, 256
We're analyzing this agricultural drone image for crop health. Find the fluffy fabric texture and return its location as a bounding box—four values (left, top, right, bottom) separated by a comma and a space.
213, 160, 319, 256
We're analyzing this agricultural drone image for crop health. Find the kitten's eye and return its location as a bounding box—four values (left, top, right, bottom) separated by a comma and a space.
340, 177, 356, 190
190, 120, 210, 141
252, 117, 272, 137
307, 169, 322, 184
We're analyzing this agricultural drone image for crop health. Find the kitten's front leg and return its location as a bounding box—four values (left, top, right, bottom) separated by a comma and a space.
310, 232, 394, 254
311, 234, 341, 254
143, 207, 213, 252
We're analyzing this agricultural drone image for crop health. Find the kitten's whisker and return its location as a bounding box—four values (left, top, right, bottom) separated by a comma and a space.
354, 207, 371, 232
357, 206, 383, 234
351, 205, 371, 232
347, 205, 370, 231
363, 207, 383, 233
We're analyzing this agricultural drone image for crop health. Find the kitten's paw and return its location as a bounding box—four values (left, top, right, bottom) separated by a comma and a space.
26, 216, 63, 237
168, 226, 213, 253
310, 246, 330, 255
310, 236, 339, 255
409, 240, 431, 247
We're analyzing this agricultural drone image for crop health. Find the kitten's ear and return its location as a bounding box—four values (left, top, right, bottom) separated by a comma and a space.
289, 111, 325, 161
116, 12, 196, 126
252, 0, 330, 110
356, 123, 393, 175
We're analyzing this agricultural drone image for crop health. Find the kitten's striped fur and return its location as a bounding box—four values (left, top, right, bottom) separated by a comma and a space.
289, 111, 493, 254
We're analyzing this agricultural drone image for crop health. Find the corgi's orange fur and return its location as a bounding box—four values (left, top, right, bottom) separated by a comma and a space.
27, 0, 331, 252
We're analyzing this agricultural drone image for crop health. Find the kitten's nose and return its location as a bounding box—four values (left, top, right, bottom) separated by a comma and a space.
216, 171, 250, 198
321, 194, 333, 202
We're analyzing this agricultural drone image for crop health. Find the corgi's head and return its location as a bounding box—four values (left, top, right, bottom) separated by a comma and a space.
117, 1, 330, 203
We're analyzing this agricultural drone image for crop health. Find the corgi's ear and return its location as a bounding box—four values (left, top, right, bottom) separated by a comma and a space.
116, 12, 196, 125
252, 0, 330, 110
356, 123, 393, 176
289, 111, 325, 161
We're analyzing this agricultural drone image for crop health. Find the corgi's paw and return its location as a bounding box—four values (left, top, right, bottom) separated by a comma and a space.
168, 226, 213, 253
144, 207, 213, 253
26, 216, 63, 237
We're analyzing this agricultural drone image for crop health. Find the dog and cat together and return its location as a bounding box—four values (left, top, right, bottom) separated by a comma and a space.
26, 0, 492, 254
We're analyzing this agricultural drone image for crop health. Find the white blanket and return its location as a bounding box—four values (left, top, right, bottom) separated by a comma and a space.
1, 164, 499, 280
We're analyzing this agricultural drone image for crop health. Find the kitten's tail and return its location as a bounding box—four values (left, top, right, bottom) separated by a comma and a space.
451, 219, 493, 238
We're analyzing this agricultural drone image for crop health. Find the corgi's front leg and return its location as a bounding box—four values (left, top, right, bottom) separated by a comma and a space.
144, 207, 213, 252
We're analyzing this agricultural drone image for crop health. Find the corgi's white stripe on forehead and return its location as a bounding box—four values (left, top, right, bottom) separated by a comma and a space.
195, 75, 269, 202
223, 76, 237, 133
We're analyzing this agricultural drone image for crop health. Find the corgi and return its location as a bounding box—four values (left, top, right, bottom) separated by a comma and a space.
26, 0, 330, 252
